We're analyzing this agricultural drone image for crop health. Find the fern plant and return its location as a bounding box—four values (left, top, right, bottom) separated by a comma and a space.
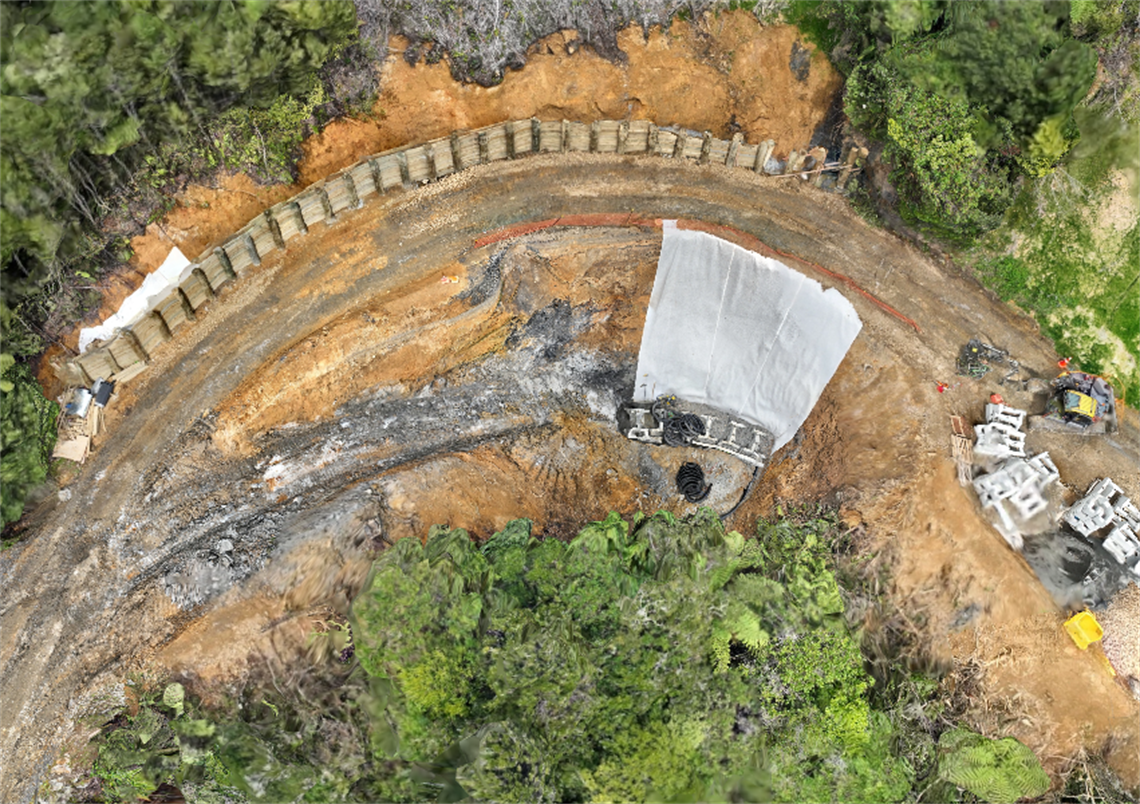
936, 729, 1051, 803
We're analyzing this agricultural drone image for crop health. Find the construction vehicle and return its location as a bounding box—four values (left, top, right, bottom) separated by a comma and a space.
1030, 371, 1117, 434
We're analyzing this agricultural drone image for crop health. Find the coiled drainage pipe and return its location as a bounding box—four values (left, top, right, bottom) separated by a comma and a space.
676, 462, 712, 503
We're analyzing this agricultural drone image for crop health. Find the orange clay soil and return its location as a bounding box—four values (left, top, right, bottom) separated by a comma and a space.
39, 12, 837, 387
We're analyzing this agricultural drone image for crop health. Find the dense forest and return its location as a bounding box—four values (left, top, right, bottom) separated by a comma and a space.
87, 510, 1073, 803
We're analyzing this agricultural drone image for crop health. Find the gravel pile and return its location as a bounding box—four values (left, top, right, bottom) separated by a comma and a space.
1098, 582, 1140, 697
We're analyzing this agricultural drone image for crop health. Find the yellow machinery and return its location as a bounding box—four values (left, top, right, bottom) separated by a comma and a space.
1063, 610, 1103, 650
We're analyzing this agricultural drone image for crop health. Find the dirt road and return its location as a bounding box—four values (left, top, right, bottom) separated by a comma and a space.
3, 153, 1138, 801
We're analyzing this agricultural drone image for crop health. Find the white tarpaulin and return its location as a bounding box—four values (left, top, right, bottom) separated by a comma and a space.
634, 223, 861, 450
78, 246, 191, 353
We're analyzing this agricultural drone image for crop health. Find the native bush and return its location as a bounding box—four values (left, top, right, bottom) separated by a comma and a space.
350, 509, 916, 802
0, 356, 58, 526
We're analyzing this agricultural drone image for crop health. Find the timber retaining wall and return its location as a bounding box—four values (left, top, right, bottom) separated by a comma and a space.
60, 119, 868, 386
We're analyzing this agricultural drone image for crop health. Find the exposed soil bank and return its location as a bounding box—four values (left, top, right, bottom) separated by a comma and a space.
39, 12, 838, 387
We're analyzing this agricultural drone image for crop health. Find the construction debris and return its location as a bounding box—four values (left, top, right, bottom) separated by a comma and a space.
973, 403, 1029, 465
949, 415, 973, 486
956, 338, 1021, 384
1064, 479, 1140, 580
972, 452, 1060, 550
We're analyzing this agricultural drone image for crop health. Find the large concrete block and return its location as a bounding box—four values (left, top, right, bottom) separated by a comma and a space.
508, 120, 536, 157
482, 125, 509, 161
654, 129, 678, 157
452, 132, 482, 169
154, 290, 191, 333
371, 154, 404, 190
107, 332, 146, 368
77, 348, 118, 382
179, 269, 213, 311
325, 175, 356, 214
132, 312, 171, 356
625, 120, 651, 154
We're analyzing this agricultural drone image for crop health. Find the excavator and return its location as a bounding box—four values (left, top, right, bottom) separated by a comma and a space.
1040, 370, 1116, 432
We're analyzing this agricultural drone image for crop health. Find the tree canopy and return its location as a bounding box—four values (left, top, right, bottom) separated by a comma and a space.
0, 0, 356, 352
350, 510, 909, 803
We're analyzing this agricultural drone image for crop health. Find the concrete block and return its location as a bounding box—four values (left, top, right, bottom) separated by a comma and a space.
482, 125, 509, 161
246, 217, 276, 260
625, 120, 651, 154
1103, 525, 1140, 567
325, 175, 356, 214
706, 136, 731, 166
985, 403, 1027, 431
154, 290, 191, 333
296, 189, 329, 228
451, 133, 482, 170
132, 312, 171, 356
403, 146, 432, 182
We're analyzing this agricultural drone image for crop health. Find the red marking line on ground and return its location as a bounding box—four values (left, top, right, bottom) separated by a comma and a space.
472, 216, 922, 334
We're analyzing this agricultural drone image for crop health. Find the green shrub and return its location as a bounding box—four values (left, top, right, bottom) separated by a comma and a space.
0, 356, 58, 525
936, 729, 1050, 803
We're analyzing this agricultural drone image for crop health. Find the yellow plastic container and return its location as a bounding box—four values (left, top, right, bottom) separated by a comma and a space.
1063, 611, 1104, 650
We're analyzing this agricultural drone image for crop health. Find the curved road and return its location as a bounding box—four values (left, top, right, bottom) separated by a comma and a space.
1, 152, 1134, 801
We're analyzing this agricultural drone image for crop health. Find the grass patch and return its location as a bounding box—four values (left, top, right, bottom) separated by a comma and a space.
971, 154, 1139, 403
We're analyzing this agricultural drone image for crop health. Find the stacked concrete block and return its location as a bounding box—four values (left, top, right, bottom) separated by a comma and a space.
76, 348, 118, 384
654, 129, 679, 157
986, 403, 1026, 430
482, 125, 510, 161
403, 146, 432, 183
222, 234, 258, 275
451, 132, 483, 170
107, 332, 147, 368
706, 136, 731, 166
972, 452, 1060, 550
1103, 525, 1140, 575
273, 202, 308, 241
974, 422, 1027, 460
348, 162, 378, 201
154, 290, 192, 333
506, 120, 536, 157
624, 120, 652, 154
180, 269, 214, 310
1065, 478, 1125, 536
325, 174, 359, 213
372, 154, 405, 190
132, 312, 172, 356
677, 132, 704, 161
246, 217, 277, 259
198, 251, 235, 292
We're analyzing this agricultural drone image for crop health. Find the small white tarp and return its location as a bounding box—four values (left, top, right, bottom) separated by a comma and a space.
634, 223, 861, 451
78, 246, 191, 353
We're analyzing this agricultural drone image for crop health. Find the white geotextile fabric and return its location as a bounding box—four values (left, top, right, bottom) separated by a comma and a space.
634, 223, 861, 450
79, 246, 191, 353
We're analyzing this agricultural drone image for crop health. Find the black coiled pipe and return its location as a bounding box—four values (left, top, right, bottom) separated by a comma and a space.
676, 462, 712, 503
